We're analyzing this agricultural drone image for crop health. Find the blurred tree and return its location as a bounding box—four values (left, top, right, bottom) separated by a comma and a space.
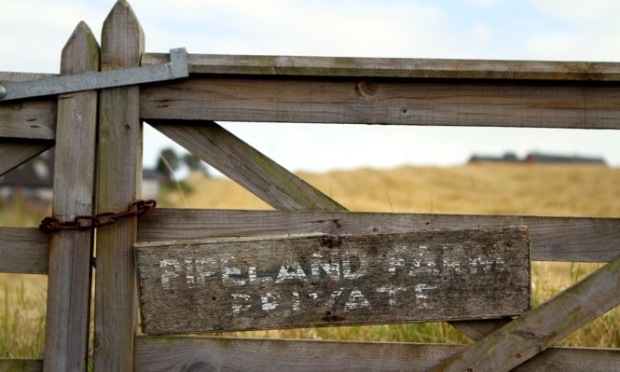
156, 148, 180, 179
184, 153, 209, 177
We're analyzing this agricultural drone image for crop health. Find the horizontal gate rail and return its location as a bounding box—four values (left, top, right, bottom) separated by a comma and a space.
142, 53, 620, 81
134, 336, 620, 372
0, 227, 49, 274
137, 209, 620, 263
140, 76, 620, 130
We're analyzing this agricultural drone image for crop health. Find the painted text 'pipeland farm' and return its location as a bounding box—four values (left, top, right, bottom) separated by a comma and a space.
156, 245, 507, 315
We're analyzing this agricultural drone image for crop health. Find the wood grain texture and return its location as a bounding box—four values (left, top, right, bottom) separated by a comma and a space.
0, 140, 53, 177
433, 254, 620, 371
0, 72, 57, 82
94, 1, 144, 371
43, 22, 99, 372
142, 53, 620, 81
0, 227, 49, 274
140, 76, 620, 129
136, 228, 530, 335
0, 99, 56, 140
512, 346, 620, 372
133, 336, 620, 372
0, 71, 58, 141
137, 209, 620, 263
149, 120, 346, 211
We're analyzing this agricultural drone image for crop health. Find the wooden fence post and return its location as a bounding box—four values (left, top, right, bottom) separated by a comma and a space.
94, 1, 144, 370
43, 22, 99, 371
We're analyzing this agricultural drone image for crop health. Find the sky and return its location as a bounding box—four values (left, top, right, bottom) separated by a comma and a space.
2, 0, 620, 173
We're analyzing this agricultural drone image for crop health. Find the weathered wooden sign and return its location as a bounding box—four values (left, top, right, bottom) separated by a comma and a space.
135, 227, 530, 335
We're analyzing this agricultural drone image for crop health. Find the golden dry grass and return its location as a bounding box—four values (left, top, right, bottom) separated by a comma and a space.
163, 163, 620, 217
2, 163, 619, 357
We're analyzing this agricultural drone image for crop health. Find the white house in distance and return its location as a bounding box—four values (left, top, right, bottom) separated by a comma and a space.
0, 149, 167, 202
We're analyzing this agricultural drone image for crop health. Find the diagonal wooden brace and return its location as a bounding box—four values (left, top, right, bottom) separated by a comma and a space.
433, 254, 620, 372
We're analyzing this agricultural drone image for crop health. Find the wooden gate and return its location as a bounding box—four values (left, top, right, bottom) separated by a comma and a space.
1, 1, 619, 370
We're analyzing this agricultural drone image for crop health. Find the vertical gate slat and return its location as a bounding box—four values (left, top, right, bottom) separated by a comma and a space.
94, 1, 144, 370
43, 22, 99, 372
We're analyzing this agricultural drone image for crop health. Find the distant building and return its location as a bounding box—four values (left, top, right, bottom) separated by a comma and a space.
468, 152, 520, 164
468, 151, 607, 166
522, 152, 607, 165
0, 149, 168, 202
0, 149, 55, 201
142, 168, 169, 199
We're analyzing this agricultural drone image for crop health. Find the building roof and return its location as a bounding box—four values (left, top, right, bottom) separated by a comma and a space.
523, 152, 607, 165
468, 152, 520, 163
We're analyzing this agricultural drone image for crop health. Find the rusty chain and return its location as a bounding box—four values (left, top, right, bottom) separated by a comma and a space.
39, 199, 156, 234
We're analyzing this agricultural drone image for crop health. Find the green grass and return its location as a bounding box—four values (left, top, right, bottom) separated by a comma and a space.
0, 282, 45, 358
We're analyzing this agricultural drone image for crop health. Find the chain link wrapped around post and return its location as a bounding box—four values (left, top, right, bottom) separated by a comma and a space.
39, 199, 156, 233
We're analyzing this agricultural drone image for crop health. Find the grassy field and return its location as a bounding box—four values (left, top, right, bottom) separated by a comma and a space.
2, 163, 619, 357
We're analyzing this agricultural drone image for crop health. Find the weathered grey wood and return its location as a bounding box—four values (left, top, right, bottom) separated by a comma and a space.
149, 120, 346, 211
133, 336, 620, 372
0, 140, 53, 177
0, 73, 57, 141
0, 99, 56, 140
433, 254, 620, 371
0, 358, 44, 372
140, 76, 620, 129
0, 227, 49, 274
142, 53, 620, 81
94, 1, 144, 371
43, 22, 99, 372
136, 228, 530, 335
134, 336, 464, 372
0, 72, 57, 82
137, 209, 620, 263
513, 347, 620, 372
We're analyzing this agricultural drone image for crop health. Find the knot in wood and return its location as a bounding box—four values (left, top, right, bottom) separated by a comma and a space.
355, 81, 379, 99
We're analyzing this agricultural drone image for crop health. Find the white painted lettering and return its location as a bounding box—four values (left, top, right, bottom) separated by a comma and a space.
414, 283, 437, 308
345, 289, 371, 312
388, 257, 404, 275
443, 259, 462, 274
311, 252, 340, 280
325, 288, 344, 308
469, 257, 495, 273
342, 252, 368, 279
231, 293, 252, 315
275, 262, 307, 284
159, 259, 181, 290
248, 266, 257, 282
409, 259, 439, 277
221, 256, 247, 286
376, 286, 407, 306
187, 258, 218, 288
261, 292, 279, 311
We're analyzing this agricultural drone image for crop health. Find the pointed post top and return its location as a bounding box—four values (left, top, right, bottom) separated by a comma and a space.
61, 21, 99, 75
101, 0, 144, 70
